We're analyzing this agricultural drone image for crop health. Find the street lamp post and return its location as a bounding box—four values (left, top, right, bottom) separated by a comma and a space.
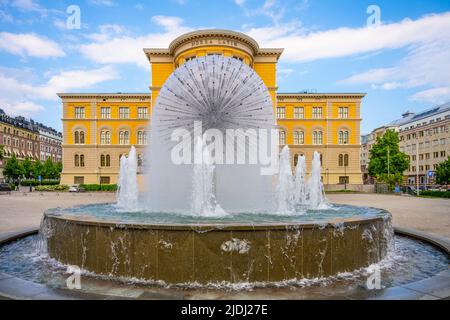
344, 164, 347, 190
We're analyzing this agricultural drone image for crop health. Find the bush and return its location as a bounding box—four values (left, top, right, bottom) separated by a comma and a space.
35, 185, 69, 192
20, 179, 60, 186
419, 190, 450, 198
79, 184, 118, 192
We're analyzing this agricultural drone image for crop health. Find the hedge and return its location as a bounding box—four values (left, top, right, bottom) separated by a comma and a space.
35, 185, 69, 192
79, 184, 118, 192
419, 190, 450, 198
20, 180, 60, 186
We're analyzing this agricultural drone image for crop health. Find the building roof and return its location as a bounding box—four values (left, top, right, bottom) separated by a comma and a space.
388, 102, 450, 127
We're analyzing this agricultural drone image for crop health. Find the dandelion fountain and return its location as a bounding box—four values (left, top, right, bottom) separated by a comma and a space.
37, 55, 395, 285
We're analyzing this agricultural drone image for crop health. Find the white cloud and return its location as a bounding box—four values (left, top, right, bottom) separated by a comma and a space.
11, 0, 46, 14
234, 0, 246, 6
0, 66, 118, 116
247, 12, 450, 63
339, 34, 450, 103
0, 10, 14, 22
88, 0, 116, 6
410, 87, 450, 104
78, 16, 193, 68
0, 101, 44, 117
0, 32, 65, 58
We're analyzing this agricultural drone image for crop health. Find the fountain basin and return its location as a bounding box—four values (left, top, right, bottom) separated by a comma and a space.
42, 208, 393, 284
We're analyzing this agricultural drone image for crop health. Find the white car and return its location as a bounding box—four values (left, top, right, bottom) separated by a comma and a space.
68, 185, 78, 192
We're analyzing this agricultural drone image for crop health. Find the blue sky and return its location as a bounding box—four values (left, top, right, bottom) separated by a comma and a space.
1, 0, 450, 133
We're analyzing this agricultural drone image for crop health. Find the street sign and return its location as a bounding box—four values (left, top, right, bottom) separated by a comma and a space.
427, 171, 434, 178
38, 175, 42, 182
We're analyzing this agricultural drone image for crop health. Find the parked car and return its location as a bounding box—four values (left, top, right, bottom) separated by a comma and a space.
68, 185, 86, 193
0, 183, 12, 192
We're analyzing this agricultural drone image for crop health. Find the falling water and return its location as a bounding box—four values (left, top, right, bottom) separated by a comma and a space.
293, 154, 307, 206
117, 146, 139, 211
191, 137, 226, 216
143, 55, 275, 213
275, 146, 295, 214
307, 151, 328, 209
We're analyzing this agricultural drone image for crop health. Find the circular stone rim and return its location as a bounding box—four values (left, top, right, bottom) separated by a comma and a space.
0, 226, 448, 300
42, 206, 392, 231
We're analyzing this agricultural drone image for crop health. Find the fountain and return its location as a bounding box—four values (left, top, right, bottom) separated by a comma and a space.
40, 55, 395, 284
191, 137, 226, 216
116, 146, 139, 211
306, 151, 328, 209
293, 154, 307, 206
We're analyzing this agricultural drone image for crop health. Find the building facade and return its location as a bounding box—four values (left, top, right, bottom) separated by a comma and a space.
38, 126, 63, 162
60, 30, 364, 186
398, 103, 450, 186
0, 109, 63, 182
361, 103, 450, 186
0, 110, 40, 182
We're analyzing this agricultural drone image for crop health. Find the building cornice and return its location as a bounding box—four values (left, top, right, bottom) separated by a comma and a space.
168, 29, 261, 56
58, 93, 151, 100
277, 93, 366, 99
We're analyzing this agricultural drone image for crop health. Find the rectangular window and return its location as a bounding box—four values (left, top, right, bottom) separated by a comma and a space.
339, 176, 349, 184
276, 107, 286, 119
312, 107, 322, 119
100, 176, 110, 185
74, 107, 85, 119
138, 107, 148, 119
293, 131, 304, 145
294, 107, 304, 119
74, 176, 84, 185
119, 107, 129, 119
338, 107, 349, 119
100, 107, 111, 119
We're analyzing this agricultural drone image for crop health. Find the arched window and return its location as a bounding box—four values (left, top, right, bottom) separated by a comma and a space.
137, 131, 147, 145
100, 154, 111, 167
74, 130, 85, 144
293, 153, 305, 167
293, 130, 304, 145
279, 130, 286, 145
74, 154, 85, 167
119, 130, 129, 145
338, 154, 349, 167
339, 130, 349, 144
100, 130, 110, 145
313, 130, 323, 145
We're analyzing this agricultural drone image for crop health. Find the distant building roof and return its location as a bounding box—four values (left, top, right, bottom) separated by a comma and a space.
386, 102, 450, 127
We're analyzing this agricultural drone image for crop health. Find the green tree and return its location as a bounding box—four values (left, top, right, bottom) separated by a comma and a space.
42, 158, 54, 179
3, 154, 23, 181
22, 157, 34, 179
32, 159, 43, 179
54, 162, 63, 179
0, 145, 4, 161
435, 157, 450, 185
368, 130, 410, 190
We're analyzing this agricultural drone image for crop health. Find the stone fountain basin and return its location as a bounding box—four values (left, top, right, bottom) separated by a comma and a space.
43, 211, 392, 284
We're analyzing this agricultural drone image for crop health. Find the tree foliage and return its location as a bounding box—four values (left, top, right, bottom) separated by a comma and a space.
3, 154, 23, 181
435, 157, 450, 185
368, 130, 410, 189
2, 155, 62, 182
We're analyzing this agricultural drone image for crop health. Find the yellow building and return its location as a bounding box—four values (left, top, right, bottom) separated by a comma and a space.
60, 29, 364, 186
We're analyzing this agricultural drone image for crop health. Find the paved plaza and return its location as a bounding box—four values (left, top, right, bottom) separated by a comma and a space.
0, 192, 448, 238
